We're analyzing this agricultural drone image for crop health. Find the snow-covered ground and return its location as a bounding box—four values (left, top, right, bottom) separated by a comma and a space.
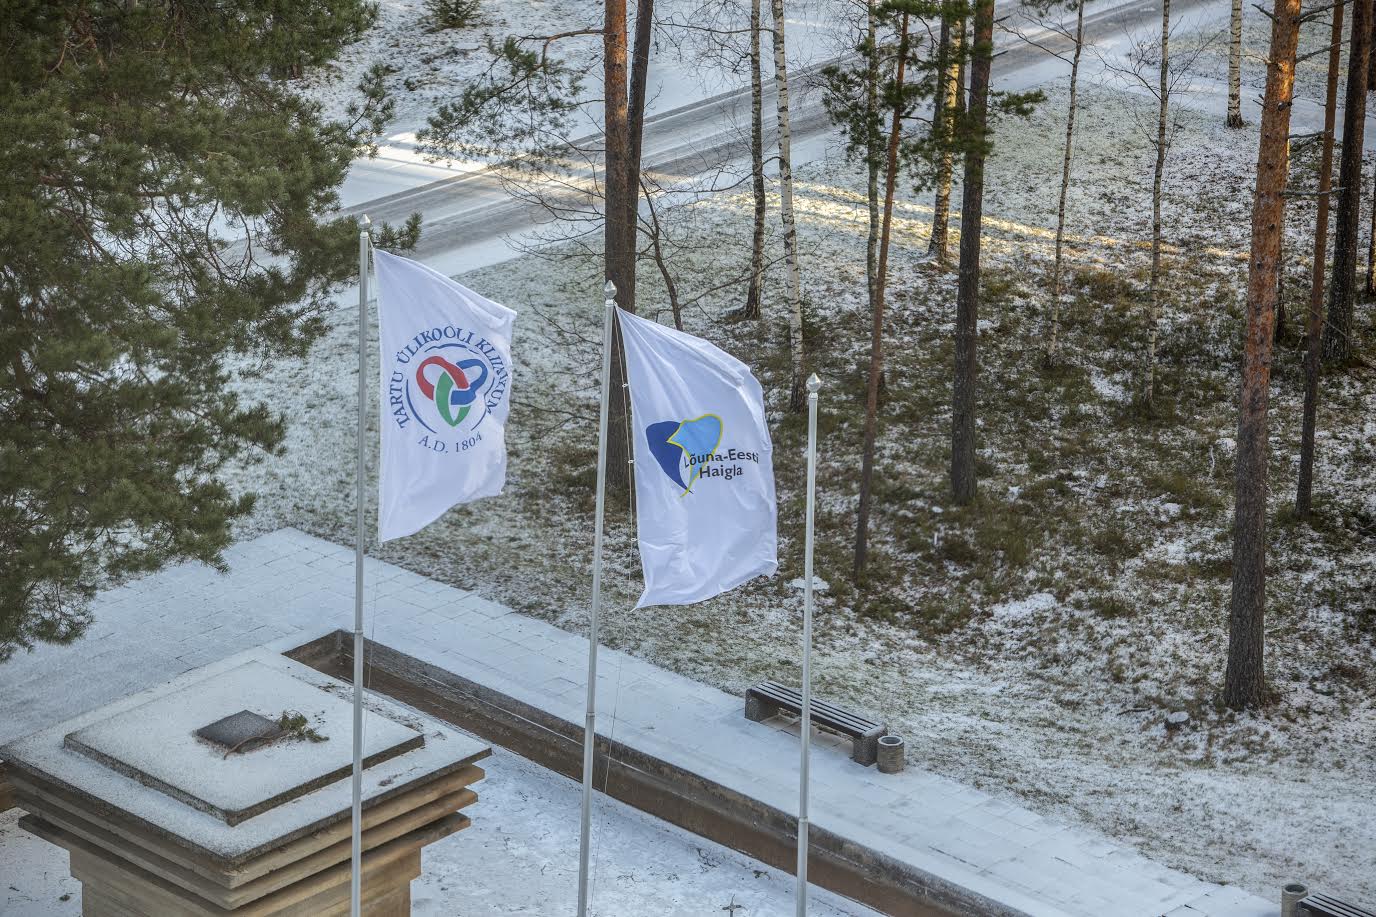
18, 0, 1360, 910
225, 43, 1376, 908
0, 744, 875, 917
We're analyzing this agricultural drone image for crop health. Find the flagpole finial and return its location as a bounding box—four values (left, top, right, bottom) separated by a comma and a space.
806, 373, 821, 393
603, 279, 617, 301
359, 213, 371, 230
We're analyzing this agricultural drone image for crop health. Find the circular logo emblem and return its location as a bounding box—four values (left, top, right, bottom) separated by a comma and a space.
386, 325, 509, 453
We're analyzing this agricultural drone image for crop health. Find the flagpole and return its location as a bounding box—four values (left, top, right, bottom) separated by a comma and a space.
797, 372, 820, 917
350, 215, 371, 917
577, 280, 617, 917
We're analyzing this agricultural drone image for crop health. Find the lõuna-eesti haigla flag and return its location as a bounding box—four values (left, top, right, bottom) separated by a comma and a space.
618, 308, 778, 607
374, 250, 515, 542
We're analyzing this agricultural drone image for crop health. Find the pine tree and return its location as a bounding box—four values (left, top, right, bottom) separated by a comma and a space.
1321, 0, 1372, 365
0, 0, 408, 659
1297, 0, 1344, 519
1226, 0, 1302, 710
952, 0, 995, 505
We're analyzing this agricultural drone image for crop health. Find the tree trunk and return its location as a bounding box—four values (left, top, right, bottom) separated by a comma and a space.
744, 0, 767, 320
1227, 0, 1245, 128
864, 1, 881, 330
1045, 0, 1085, 365
1145, 0, 1171, 408
1366, 168, 1376, 295
770, 0, 807, 410
627, 0, 654, 221
604, 0, 633, 492
952, 0, 994, 506
644, 184, 683, 331
1226, 0, 1301, 711
929, 16, 964, 264
1322, 0, 1371, 364
1297, 0, 1344, 518
855, 12, 910, 576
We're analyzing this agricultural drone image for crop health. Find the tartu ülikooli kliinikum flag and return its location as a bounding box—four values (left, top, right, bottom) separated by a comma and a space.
373, 250, 515, 543
618, 308, 778, 608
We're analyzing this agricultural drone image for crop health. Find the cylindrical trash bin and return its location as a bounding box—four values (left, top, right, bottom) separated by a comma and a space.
877, 735, 905, 774
1281, 882, 1308, 917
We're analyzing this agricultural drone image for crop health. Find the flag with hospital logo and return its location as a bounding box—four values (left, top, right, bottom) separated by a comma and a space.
373, 250, 515, 543
617, 309, 777, 608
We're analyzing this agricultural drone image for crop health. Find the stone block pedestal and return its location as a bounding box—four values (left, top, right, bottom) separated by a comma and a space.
2, 649, 490, 916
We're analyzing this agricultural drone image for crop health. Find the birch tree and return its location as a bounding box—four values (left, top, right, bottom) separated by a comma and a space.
1227, 0, 1245, 127
745, 0, 769, 319
771, 0, 809, 410
1102, 6, 1209, 407
1227, 0, 1302, 711
1145, 0, 1171, 407
1008, 0, 1092, 363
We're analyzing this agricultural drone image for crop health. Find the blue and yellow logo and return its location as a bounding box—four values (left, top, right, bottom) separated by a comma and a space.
645, 414, 723, 496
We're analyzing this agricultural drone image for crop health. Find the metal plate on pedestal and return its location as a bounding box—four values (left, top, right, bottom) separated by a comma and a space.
61, 660, 423, 825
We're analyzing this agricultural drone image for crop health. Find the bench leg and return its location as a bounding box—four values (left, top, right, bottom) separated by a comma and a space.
852, 734, 879, 767
744, 696, 778, 722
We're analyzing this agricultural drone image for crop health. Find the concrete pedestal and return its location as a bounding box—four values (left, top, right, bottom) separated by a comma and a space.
2, 649, 489, 916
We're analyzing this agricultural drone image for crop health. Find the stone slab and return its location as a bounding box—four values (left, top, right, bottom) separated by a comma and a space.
63, 660, 422, 825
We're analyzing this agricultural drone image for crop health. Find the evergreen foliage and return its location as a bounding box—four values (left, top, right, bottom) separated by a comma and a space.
419, 37, 582, 162
426, 0, 481, 31
0, 0, 415, 660
821, 0, 1042, 192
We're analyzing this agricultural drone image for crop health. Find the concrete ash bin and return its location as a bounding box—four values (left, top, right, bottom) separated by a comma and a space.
877, 735, 905, 774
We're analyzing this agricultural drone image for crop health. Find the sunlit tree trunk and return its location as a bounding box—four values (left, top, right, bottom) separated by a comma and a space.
864, 0, 881, 324
1226, 0, 1301, 711
604, 0, 633, 491
929, 16, 964, 264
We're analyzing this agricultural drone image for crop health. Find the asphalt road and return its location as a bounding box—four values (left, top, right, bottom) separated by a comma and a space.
341, 0, 1227, 266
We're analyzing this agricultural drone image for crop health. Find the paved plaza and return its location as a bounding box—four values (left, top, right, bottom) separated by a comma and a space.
0, 529, 1275, 917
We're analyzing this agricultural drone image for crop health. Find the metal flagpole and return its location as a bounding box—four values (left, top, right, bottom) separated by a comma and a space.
796, 372, 821, 917
350, 215, 371, 917
577, 280, 617, 917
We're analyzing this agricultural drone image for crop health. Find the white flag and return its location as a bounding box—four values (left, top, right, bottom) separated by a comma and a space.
374, 250, 515, 542
618, 309, 778, 607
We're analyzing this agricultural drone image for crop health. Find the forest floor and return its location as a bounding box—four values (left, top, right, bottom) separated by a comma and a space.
222, 3, 1376, 908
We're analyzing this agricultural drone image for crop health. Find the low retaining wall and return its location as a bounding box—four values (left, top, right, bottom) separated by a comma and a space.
287, 630, 1029, 917
0, 762, 13, 813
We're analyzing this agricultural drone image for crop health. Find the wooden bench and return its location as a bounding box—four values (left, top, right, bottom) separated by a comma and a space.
1302, 893, 1376, 917
744, 681, 886, 767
